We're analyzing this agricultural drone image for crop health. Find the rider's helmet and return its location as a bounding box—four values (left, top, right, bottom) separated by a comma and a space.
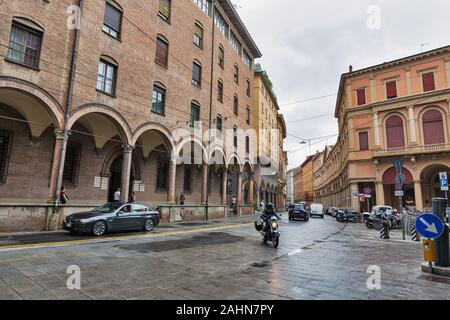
265, 203, 275, 213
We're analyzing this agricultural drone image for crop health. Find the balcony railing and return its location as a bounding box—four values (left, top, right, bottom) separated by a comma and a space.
373, 143, 450, 157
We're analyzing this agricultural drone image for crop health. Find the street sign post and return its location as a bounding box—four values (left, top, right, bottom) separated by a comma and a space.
439, 172, 449, 200
393, 158, 405, 240
415, 213, 445, 239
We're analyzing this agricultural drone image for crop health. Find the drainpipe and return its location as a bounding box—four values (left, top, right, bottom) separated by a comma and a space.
54, 0, 84, 210
205, 0, 216, 220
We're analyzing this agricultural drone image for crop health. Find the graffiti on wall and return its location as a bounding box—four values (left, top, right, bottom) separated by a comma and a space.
174, 207, 198, 222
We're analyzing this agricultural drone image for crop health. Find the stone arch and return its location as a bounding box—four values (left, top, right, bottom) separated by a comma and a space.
132, 121, 176, 158
0, 77, 65, 135
174, 135, 207, 165
68, 104, 133, 147
227, 152, 243, 172
207, 145, 227, 167
100, 145, 143, 180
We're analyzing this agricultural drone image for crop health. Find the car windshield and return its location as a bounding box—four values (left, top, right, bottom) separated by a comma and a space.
93, 203, 123, 213
294, 204, 304, 210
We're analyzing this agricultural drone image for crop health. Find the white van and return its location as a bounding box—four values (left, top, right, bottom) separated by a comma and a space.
310, 203, 324, 218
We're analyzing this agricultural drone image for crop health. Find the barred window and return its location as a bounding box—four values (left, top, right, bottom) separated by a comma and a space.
7, 21, 43, 69
96, 58, 117, 95
184, 166, 192, 193
102, 1, 122, 39
157, 162, 169, 189
63, 144, 81, 186
152, 85, 166, 115
0, 130, 13, 184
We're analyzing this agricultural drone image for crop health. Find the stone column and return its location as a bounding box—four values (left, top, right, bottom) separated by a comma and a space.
221, 169, 228, 205
373, 112, 381, 147
48, 129, 71, 202
370, 77, 377, 103
414, 180, 424, 211
375, 182, 385, 206
237, 171, 242, 205
350, 183, 359, 212
248, 175, 255, 206
405, 69, 412, 95
121, 144, 134, 202
201, 164, 208, 205
408, 106, 417, 144
167, 156, 177, 204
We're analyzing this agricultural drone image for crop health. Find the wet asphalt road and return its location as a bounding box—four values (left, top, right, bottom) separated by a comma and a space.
0, 214, 449, 300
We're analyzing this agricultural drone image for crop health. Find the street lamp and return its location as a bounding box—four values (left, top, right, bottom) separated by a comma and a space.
300, 140, 312, 156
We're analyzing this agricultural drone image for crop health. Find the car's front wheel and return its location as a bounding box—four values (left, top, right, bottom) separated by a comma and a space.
144, 218, 154, 232
92, 220, 107, 236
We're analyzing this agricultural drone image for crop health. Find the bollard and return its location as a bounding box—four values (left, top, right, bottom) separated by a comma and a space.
423, 239, 436, 274
432, 198, 450, 267
411, 224, 420, 242
380, 221, 390, 239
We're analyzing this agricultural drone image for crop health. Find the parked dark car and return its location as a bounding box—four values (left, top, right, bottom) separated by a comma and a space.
288, 203, 310, 221
62, 202, 160, 236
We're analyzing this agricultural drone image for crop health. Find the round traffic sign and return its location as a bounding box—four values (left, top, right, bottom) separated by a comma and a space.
415, 214, 445, 239
363, 187, 372, 194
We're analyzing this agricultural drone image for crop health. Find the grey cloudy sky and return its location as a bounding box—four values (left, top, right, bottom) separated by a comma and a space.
233, 0, 450, 169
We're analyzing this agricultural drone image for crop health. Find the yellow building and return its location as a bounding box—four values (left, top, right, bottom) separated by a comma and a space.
253, 66, 281, 205
314, 45, 450, 212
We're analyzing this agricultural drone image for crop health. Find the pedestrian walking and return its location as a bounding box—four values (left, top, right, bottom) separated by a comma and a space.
128, 192, 136, 203
114, 188, 121, 202
180, 193, 185, 205
260, 200, 265, 212
60, 187, 69, 204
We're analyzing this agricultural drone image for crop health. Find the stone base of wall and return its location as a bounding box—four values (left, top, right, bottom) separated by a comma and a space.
157, 205, 254, 223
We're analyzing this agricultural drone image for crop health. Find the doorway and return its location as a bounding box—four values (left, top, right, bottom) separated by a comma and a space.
108, 156, 134, 202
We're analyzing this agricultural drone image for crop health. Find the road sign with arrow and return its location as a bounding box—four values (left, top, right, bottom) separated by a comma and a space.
415, 213, 445, 239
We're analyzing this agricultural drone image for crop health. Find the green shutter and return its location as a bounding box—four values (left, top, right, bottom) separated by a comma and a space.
159, 0, 170, 19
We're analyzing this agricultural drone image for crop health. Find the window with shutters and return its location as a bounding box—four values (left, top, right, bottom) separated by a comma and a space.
234, 64, 239, 84
183, 166, 192, 193
152, 84, 166, 115
156, 162, 169, 190
216, 115, 222, 139
102, 1, 122, 39
7, 20, 43, 69
359, 131, 369, 150
386, 115, 405, 148
190, 102, 200, 128
0, 130, 13, 184
386, 81, 397, 99
155, 35, 169, 67
233, 95, 238, 115
158, 0, 171, 22
193, 22, 203, 48
217, 79, 223, 103
63, 143, 81, 186
423, 109, 445, 145
192, 61, 202, 86
218, 45, 224, 68
96, 58, 117, 96
356, 88, 366, 105
422, 72, 436, 92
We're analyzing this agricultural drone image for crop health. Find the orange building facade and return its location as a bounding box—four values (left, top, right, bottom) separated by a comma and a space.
314, 46, 450, 212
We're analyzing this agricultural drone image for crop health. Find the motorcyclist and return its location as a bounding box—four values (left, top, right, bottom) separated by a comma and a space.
261, 203, 280, 231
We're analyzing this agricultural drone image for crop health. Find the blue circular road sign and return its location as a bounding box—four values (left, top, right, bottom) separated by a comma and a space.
415, 214, 445, 239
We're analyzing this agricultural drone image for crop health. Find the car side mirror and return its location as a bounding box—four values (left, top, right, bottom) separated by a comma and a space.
117, 211, 124, 216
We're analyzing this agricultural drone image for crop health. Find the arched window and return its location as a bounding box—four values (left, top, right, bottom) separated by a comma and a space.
386, 115, 405, 148
97, 56, 118, 95
245, 136, 250, 154
192, 60, 202, 86
102, 0, 123, 39
193, 21, 203, 48
190, 101, 200, 128
216, 115, 223, 139
423, 109, 445, 145
233, 95, 238, 115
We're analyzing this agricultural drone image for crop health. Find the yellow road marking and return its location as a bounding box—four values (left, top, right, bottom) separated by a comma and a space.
0, 222, 253, 251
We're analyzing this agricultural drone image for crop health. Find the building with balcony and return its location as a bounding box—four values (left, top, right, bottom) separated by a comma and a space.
314, 45, 450, 212
0, 0, 263, 232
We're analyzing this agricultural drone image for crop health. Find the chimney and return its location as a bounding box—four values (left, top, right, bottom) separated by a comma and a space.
349, 65, 353, 73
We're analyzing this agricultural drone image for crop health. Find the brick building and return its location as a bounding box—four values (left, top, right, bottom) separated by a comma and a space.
0, 0, 264, 232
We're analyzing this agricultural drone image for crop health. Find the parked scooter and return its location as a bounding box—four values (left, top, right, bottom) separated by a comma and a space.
336, 209, 359, 223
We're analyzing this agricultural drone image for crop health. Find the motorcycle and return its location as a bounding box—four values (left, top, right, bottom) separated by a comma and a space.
336, 209, 359, 223
365, 211, 391, 229
389, 211, 402, 230
255, 214, 280, 248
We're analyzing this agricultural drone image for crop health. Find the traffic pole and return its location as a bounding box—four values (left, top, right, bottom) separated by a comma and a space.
400, 195, 405, 240
432, 198, 450, 267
